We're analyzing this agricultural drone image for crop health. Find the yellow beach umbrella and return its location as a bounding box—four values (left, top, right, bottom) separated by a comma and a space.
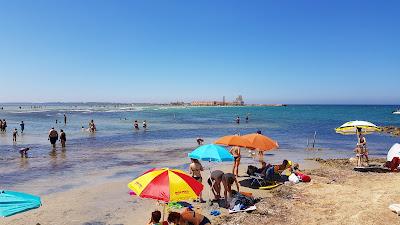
335, 120, 381, 135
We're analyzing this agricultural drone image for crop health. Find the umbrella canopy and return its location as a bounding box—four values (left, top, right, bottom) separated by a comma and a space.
387, 143, 400, 161
214, 135, 252, 148
0, 190, 41, 217
242, 133, 279, 151
335, 120, 380, 135
127, 168, 203, 202
188, 144, 234, 162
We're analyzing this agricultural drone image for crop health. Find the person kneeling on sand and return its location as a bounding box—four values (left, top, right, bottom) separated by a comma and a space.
147, 210, 161, 225
168, 209, 211, 225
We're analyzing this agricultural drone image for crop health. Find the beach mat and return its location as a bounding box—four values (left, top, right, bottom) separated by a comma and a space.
259, 183, 282, 190
228, 205, 256, 214
353, 166, 390, 173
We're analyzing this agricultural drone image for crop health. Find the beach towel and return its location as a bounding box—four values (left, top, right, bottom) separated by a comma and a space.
228, 205, 257, 214
229, 192, 255, 210
389, 204, 400, 215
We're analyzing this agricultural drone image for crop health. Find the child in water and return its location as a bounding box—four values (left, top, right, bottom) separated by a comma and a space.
13, 128, 18, 142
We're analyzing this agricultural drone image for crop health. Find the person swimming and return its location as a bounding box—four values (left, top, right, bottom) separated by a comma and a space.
196, 137, 204, 145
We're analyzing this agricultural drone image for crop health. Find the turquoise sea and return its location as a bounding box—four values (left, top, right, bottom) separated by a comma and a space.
1, 104, 399, 191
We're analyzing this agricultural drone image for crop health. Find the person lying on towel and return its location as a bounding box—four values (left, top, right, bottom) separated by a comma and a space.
263, 159, 291, 183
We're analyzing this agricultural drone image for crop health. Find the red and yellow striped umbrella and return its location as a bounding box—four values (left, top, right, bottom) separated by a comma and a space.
127, 168, 203, 202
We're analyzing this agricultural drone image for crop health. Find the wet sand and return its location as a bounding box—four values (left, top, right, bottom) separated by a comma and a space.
2, 157, 400, 225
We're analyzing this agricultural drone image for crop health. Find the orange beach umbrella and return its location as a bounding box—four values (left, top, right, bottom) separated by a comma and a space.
242, 133, 279, 151
214, 135, 253, 148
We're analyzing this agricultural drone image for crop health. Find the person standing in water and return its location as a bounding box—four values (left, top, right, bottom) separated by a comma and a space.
143, 120, 147, 129
48, 127, 59, 149
230, 146, 241, 177
64, 114, 67, 125
20, 121, 25, 133
59, 129, 66, 148
246, 113, 249, 123
12, 128, 18, 142
236, 116, 240, 124
134, 120, 139, 129
2, 119, 7, 132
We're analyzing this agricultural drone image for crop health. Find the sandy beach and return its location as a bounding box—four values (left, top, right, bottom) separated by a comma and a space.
3, 155, 399, 225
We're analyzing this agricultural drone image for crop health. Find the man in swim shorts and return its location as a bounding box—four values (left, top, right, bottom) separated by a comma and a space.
48, 127, 59, 149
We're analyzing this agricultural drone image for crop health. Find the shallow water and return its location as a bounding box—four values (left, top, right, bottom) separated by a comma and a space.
1, 104, 399, 193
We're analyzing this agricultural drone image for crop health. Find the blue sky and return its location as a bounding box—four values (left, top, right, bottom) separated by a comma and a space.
0, 0, 399, 104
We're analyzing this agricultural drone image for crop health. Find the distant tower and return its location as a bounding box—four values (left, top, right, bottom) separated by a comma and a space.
235, 95, 244, 105
223, 96, 225, 105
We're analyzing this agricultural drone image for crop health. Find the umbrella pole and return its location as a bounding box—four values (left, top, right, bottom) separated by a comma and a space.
162, 202, 166, 223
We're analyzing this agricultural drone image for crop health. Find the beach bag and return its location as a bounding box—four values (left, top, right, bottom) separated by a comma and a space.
288, 173, 300, 184
247, 165, 258, 176
296, 172, 311, 182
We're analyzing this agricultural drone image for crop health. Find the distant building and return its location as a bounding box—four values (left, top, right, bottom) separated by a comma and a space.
191, 95, 244, 106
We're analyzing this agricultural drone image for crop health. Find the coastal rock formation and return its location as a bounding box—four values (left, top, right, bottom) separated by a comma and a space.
380, 126, 400, 136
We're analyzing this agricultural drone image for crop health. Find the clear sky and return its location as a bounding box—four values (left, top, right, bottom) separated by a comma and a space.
0, 0, 399, 104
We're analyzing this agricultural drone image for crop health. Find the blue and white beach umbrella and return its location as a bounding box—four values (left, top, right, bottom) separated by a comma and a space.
0, 190, 41, 217
188, 144, 234, 162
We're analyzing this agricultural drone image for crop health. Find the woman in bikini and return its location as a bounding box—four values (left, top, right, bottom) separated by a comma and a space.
229, 146, 241, 177
189, 158, 205, 203
168, 210, 211, 225
356, 127, 369, 166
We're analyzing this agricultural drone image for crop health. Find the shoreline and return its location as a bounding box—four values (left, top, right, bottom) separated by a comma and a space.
5, 153, 399, 225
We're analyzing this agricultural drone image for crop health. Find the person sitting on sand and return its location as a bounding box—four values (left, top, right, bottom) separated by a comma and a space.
222, 173, 240, 207
207, 170, 224, 201
263, 160, 291, 183
19, 147, 30, 158
168, 209, 211, 225
189, 158, 205, 203
147, 210, 161, 225
230, 146, 241, 177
